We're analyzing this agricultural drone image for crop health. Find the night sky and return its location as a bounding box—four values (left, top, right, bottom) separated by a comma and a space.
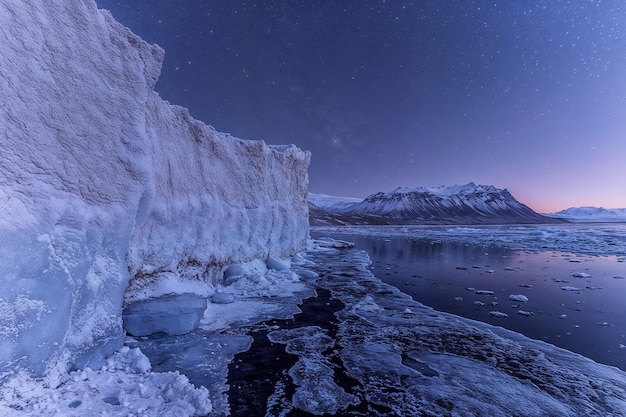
96, 1, 626, 212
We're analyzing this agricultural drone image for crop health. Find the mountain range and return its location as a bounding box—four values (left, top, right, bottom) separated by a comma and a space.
309, 183, 564, 225
545, 206, 626, 222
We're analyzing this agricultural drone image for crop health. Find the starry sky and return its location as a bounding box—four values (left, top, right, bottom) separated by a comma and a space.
96, 0, 626, 212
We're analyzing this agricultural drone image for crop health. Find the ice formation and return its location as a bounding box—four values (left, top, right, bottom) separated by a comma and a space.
0, 0, 309, 386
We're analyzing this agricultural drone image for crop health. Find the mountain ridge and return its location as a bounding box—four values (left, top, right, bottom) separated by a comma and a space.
310, 183, 564, 225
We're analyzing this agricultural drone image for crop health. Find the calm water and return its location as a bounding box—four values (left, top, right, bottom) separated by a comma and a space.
314, 231, 626, 371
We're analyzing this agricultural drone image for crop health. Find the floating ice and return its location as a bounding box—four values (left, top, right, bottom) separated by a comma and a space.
475, 290, 495, 295
268, 326, 358, 415
489, 311, 509, 318
561, 286, 582, 292
313, 224, 626, 256
509, 294, 529, 302
302, 243, 626, 416
571, 272, 591, 278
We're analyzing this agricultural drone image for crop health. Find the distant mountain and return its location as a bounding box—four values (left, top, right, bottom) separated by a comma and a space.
309, 183, 563, 225
546, 207, 626, 223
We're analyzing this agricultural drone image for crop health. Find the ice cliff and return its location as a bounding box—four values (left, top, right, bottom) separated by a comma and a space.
0, 0, 309, 379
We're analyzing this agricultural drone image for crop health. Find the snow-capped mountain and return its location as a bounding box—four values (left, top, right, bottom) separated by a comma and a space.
546, 207, 626, 222
310, 183, 560, 225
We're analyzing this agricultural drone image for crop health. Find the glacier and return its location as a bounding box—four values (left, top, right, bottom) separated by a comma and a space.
0, 0, 308, 390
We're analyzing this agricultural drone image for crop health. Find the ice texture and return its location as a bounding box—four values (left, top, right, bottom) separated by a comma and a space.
0, 0, 309, 380
122, 294, 207, 336
303, 240, 626, 416
0, 347, 212, 417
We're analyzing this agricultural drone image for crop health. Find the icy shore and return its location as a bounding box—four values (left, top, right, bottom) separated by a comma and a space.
3, 240, 626, 415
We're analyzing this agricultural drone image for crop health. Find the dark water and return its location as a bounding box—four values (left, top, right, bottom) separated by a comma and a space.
315, 232, 626, 371
227, 289, 342, 416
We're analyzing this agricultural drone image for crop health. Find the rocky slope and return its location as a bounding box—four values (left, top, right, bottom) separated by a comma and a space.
310, 183, 561, 225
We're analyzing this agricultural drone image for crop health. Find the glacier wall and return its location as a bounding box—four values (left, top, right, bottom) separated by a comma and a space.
0, 0, 309, 378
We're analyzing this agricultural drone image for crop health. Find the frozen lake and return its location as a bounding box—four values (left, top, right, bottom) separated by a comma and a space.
313, 224, 626, 371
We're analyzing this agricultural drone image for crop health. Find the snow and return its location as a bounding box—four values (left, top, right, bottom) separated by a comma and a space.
0, 347, 212, 417
307, 193, 363, 211
0, 0, 308, 410
546, 206, 626, 222
317, 182, 552, 223
390, 182, 497, 197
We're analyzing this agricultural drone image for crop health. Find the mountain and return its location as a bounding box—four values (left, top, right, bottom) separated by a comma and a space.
309, 183, 562, 225
546, 207, 626, 222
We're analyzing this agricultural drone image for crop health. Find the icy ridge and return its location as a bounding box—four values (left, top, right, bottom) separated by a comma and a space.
0, 0, 309, 380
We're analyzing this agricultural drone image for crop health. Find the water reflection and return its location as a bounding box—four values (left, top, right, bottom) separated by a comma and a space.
314, 232, 626, 371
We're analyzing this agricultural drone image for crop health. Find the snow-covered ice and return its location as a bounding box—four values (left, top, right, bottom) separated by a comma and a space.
0, 347, 212, 417
1, 0, 308, 414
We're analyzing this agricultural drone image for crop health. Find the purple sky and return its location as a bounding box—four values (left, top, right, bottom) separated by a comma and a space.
97, 0, 626, 212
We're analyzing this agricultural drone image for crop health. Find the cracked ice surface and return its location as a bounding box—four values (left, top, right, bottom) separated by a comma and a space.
296, 240, 626, 416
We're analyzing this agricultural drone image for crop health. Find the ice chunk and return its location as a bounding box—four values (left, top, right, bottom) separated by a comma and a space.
210, 292, 235, 304
293, 269, 319, 280
571, 272, 591, 278
475, 290, 495, 295
223, 264, 247, 280
123, 294, 207, 336
489, 311, 509, 318
561, 286, 582, 291
509, 294, 529, 302
266, 257, 290, 271
106, 346, 151, 374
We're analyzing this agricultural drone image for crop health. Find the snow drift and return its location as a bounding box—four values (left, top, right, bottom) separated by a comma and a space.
0, 0, 309, 379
